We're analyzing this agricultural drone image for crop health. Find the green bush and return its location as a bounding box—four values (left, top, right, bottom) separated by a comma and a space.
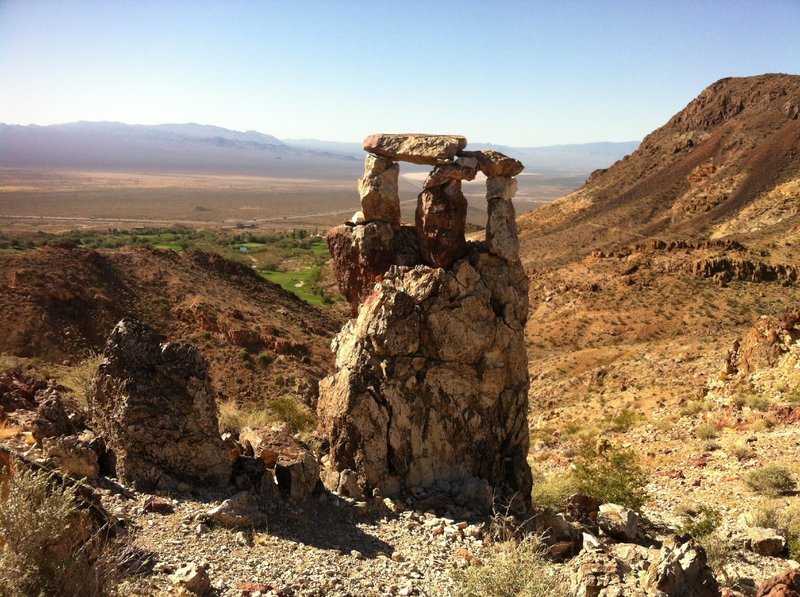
449, 534, 565, 597
681, 505, 722, 538
531, 471, 579, 510
573, 450, 649, 510
0, 467, 123, 596
695, 423, 718, 440
748, 500, 800, 560
745, 465, 796, 496
269, 397, 317, 434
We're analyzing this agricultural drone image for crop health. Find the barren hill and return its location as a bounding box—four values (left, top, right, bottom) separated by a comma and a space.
520, 75, 800, 584
518, 73, 800, 267
0, 244, 339, 404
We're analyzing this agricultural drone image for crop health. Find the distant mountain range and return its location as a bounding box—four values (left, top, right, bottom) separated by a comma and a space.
0, 121, 639, 176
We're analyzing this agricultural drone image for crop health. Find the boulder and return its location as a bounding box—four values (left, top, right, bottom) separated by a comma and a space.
358, 155, 401, 226
362, 133, 467, 165
415, 179, 468, 269
422, 162, 478, 190
743, 526, 786, 556
646, 537, 720, 597
42, 432, 99, 479
318, 247, 532, 512
457, 149, 525, 177
170, 563, 211, 596
240, 426, 320, 501
597, 503, 640, 542
206, 491, 267, 528
89, 318, 230, 490
326, 223, 422, 311
32, 392, 74, 443
757, 569, 800, 597
728, 313, 800, 375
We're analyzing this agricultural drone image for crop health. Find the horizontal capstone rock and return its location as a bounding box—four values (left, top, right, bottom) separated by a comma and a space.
363, 134, 468, 165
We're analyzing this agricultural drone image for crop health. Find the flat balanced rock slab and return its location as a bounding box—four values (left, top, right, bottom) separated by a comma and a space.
363, 133, 467, 165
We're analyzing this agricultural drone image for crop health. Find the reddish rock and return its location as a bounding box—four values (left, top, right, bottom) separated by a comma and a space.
422, 162, 478, 189
326, 223, 421, 311
144, 495, 174, 514
457, 149, 524, 177
415, 180, 468, 269
757, 569, 800, 597
363, 133, 467, 165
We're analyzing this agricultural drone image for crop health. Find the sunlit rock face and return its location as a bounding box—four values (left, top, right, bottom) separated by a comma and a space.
319, 134, 531, 512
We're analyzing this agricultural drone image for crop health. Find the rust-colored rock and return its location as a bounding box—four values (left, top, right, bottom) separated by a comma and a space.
415, 179, 468, 269
422, 162, 478, 190
363, 133, 467, 165
757, 569, 800, 597
457, 149, 524, 177
326, 223, 421, 311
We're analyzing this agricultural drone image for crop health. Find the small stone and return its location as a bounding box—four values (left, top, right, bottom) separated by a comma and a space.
350, 549, 364, 559
391, 552, 406, 562
194, 522, 211, 535
144, 496, 174, 514
206, 491, 267, 528
169, 563, 210, 595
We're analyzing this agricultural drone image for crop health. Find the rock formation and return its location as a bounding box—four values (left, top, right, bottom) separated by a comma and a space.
90, 318, 230, 490
319, 134, 532, 512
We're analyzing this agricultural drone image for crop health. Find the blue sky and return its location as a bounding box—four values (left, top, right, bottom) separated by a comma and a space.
0, 0, 798, 146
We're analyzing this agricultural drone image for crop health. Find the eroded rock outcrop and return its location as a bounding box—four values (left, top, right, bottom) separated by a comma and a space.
90, 318, 230, 490
319, 134, 531, 512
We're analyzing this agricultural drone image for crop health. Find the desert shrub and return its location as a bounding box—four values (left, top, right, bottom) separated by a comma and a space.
750, 418, 774, 432
269, 397, 316, 434
449, 534, 566, 597
217, 400, 271, 435
0, 467, 124, 596
681, 399, 710, 417
745, 464, 796, 496
725, 440, 754, 461
680, 505, 722, 538
255, 352, 274, 368
62, 352, 103, 407
701, 534, 734, 583
746, 394, 771, 412
603, 408, 638, 432
573, 449, 649, 510
748, 500, 800, 560
531, 470, 579, 510
695, 423, 718, 440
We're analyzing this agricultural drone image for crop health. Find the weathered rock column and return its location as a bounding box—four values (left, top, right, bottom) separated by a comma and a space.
415, 161, 477, 269
358, 155, 401, 227
320, 135, 532, 513
90, 318, 230, 490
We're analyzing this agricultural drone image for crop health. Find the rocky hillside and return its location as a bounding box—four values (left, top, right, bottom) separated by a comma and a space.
518, 74, 800, 590
518, 73, 800, 267
0, 244, 339, 405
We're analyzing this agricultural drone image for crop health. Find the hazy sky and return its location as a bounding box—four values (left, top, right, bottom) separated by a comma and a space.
1, 0, 798, 146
